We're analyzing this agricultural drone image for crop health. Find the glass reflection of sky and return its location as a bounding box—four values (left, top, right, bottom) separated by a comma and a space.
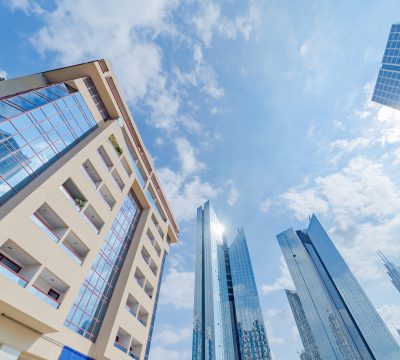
0, 84, 97, 205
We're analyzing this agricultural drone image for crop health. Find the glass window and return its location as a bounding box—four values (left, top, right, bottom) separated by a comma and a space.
65, 191, 142, 342
0, 86, 97, 205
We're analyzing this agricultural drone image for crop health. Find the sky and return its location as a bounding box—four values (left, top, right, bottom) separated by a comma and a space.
1, 0, 400, 359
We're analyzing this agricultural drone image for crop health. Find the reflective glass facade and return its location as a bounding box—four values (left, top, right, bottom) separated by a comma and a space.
0, 84, 98, 205
285, 289, 320, 360
229, 228, 271, 360
192, 202, 271, 360
372, 24, 400, 109
192, 201, 237, 360
65, 191, 142, 342
277, 215, 400, 360
378, 251, 400, 293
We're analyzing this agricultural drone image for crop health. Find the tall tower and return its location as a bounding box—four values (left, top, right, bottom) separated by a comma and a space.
285, 289, 320, 360
372, 24, 400, 110
0, 60, 179, 360
192, 201, 237, 360
229, 228, 271, 360
192, 202, 271, 360
277, 215, 400, 359
378, 251, 400, 293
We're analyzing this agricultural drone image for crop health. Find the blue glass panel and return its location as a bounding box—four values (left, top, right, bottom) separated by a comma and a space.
0, 87, 97, 206
59, 346, 93, 360
65, 191, 141, 342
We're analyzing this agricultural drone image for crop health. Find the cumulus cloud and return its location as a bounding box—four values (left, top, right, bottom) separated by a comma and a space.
261, 256, 294, 294
153, 325, 192, 346
151, 346, 191, 360
158, 268, 194, 309
158, 137, 218, 223
378, 304, 400, 342
192, 1, 261, 47
226, 180, 239, 206
265, 156, 400, 280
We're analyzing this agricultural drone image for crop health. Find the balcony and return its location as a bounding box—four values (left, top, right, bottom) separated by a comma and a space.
109, 134, 124, 157
98, 145, 113, 172
111, 168, 125, 192
61, 178, 87, 212
82, 159, 102, 189
114, 328, 130, 354
98, 183, 116, 210
151, 214, 164, 239
120, 156, 132, 177
29, 268, 69, 309
83, 204, 104, 233
126, 294, 139, 318
61, 231, 89, 265
144, 281, 154, 299
129, 338, 142, 360
154, 241, 161, 257
137, 307, 149, 327
134, 269, 145, 288
32, 203, 68, 242
0, 240, 40, 288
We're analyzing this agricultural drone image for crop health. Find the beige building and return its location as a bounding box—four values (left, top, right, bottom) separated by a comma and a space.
0, 60, 179, 360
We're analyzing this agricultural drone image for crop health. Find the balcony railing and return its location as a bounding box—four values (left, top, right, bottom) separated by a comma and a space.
0, 262, 28, 287
114, 341, 128, 353
129, 351, 140, 360
29, 285, 60, 309
60, 242, 83, 265
31, 215, 61, 243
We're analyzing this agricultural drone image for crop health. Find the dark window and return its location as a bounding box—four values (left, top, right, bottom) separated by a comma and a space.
48, 288, 60, 300
0, 253, 21, 273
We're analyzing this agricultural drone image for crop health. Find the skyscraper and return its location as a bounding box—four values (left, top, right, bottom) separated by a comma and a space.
372, 24, 400, 110
285, 289, 320, 360
0, 60, 179, 360
229, 228, 271, 360
192, 201, 271, 360
277, 214, 400, 360
378, 250, 400, 293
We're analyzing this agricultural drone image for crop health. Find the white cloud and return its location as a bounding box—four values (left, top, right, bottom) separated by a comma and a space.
192, 1, 261, 47
153, 325, 192, 346
0, 69, 7, 80
378, 304, 400, 342
158, 137, 218, 223
270, 156, 400, 280
159, 268, 194, 309
259, 198, 273, 213
175, 138, 205, 176
151, 346, 191, 360
226, 180, 239, 206
261, 256, 294, 294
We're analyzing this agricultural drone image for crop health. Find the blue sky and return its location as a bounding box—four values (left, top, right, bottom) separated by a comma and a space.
2, 0, 400, 358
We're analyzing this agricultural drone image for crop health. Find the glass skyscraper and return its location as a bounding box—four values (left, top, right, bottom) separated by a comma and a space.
277, 214, 400, 360
378, 251, 400, 293
192, 201, 271, 360
372, 24, 400, 110
285, 289, 320, 360
229, 228, 271, 360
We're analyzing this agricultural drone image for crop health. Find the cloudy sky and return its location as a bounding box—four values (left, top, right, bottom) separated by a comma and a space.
2, 0, 400, 358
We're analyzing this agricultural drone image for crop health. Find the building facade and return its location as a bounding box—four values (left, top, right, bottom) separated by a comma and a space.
277, 215, 400, 360
0, 60, 179, 360
229, 228, 271, 360
372, 24, 400, 110
285, 289, 320, 360
192, 201, 270, 360
378, 251, 400, 293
